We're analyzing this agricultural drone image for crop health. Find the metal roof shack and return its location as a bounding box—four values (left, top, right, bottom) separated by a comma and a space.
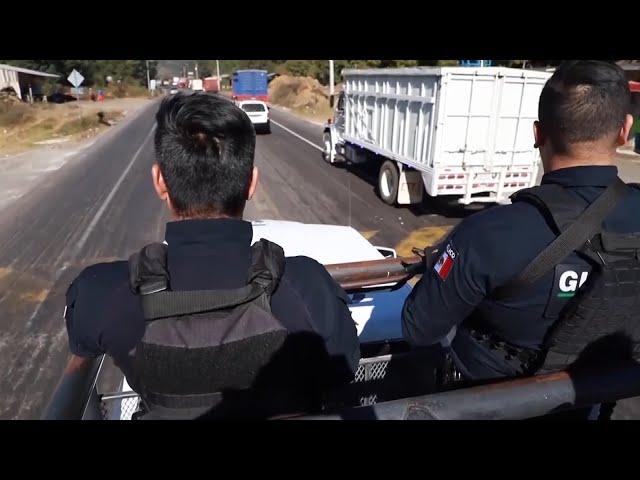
0, 63, 60, 101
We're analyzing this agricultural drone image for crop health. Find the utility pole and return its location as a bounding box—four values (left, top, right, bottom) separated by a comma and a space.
216, 59, 221, 82
329, 60, 335, 99
146, 60, 151, 91
195, 62, 199, 79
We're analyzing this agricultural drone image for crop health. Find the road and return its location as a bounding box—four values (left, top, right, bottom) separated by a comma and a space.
0, 96, 638, 419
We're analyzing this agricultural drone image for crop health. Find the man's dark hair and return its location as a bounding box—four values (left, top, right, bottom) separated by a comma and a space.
154, 92, 256, 217
538, 60, 631, 154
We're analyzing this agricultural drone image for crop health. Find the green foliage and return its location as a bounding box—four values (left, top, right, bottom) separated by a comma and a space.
5, 59, 562, 91
0, 60, 157, 88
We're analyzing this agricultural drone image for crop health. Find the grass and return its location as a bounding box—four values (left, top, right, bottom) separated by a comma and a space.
0, 103, 35, 127
56, 116, 100, 136
0, 102, 125, 155
110, 83, 151, 99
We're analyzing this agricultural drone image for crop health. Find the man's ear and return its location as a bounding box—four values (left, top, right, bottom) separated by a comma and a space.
151, 164, 169, 201
247, 166, 259, 201
533, 120, 546, 149
618, 114, 634, 146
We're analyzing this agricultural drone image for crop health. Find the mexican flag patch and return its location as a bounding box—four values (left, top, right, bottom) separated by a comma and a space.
434, 243, 457, 281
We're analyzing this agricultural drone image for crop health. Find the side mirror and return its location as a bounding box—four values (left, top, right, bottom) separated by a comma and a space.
329, 95, 335, 108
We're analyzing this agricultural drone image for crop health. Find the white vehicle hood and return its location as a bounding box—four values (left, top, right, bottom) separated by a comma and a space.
251, 220, 407, 343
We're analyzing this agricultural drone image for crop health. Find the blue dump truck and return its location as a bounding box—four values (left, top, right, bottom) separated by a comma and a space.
232, 69, 269, 102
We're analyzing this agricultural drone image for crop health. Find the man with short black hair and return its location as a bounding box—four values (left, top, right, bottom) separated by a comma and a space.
64, 93, 360, 419
402, 60, 640, 417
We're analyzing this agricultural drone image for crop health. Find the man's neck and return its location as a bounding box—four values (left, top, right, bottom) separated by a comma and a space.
173, 213, 243, 222
546, 148, 615, 173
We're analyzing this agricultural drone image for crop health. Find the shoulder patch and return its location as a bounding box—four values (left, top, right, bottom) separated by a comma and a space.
434, 243, 457, 281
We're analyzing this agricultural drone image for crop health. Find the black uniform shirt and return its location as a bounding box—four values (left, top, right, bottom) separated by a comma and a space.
402, 166, 640, 380
65, 218, 360, 389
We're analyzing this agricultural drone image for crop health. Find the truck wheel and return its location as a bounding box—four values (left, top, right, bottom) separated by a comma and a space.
322, 132, 335, 164
378, 160, 399, 205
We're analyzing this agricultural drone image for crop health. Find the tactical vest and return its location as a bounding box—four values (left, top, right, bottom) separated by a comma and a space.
468, 178, 640, 376
127, 238, 306, 419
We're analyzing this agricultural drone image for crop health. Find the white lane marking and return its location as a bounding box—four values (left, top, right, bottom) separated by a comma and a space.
75, 125, 156, 255
27, 125, 157, 328
270, 120, 323, 152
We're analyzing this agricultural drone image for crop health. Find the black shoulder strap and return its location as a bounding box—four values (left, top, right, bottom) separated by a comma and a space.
492, 178, 630, 299
129, 238, 285, 320
510, 184, 584, 233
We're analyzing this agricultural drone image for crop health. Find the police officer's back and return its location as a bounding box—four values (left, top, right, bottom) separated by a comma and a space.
402, 61, 640, 391
64, 93, 360, 419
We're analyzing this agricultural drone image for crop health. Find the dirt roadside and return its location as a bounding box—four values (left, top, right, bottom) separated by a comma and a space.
0, 97, 153, 212
0, 97, 151, 156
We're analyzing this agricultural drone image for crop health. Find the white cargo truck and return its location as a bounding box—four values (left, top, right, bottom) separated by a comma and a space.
322, 67, 552, 205
189, 78, 204, 91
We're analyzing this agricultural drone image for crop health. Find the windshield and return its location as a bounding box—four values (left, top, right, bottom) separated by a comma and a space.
241, 103, 266, 112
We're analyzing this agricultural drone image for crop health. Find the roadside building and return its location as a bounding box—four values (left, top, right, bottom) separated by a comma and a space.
0, 63, 60, 102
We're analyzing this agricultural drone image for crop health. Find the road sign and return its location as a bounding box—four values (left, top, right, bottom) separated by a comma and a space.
67, 69, 85, 88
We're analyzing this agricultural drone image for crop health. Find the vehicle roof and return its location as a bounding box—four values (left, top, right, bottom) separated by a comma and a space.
238, 99, 268, 105
250, 220, 382, 264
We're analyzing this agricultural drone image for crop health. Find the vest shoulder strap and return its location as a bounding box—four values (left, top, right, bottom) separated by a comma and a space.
510, 183, 583, 233
129, 238, 286, 320
493, 178, 630, 299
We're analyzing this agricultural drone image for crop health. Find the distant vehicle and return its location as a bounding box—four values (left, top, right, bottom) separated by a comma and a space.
190, 79, 204, 92
47, 92, 77, 104
232, 69, 268, 102
203, 76, 220, 93
238, 100, 270, 134
169, 87, 179, 95
323, 66, 552, 206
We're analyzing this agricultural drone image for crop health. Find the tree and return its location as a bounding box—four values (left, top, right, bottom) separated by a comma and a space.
1, 60, 156, 87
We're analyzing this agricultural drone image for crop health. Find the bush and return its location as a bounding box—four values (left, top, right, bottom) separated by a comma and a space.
0, 103, 34, 127
110, 81, 149, 98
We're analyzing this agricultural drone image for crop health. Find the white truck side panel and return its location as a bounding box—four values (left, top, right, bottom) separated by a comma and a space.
340, 67, 551, 203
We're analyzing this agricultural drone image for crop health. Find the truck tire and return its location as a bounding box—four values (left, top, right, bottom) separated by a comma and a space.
378, 160, 399, 205
322, 132, 335, 164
